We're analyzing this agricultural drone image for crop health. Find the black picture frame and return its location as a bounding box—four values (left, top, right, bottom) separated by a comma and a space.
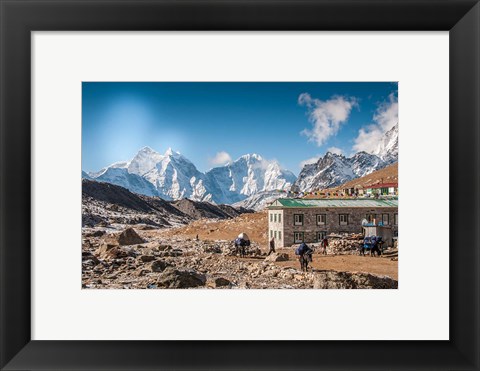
1, 1, 479, 370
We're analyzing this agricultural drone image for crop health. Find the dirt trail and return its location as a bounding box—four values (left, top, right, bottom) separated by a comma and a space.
273, 248, 398, 280
144, 211, 398, 281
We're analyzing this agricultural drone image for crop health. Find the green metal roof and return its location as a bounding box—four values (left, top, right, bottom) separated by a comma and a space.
269, 198, 398, 208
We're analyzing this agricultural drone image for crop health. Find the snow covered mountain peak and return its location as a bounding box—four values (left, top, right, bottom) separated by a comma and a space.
294, 124, 398, 191
164, 147, 175, 156
138, 146, 157, 154
373, 122, 398, 164
128, 147, 164, 176
238, 153, 263, 162
324, 151, 339, 158
84, 147, 297, 205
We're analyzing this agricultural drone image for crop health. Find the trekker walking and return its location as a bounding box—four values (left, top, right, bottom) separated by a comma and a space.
321, 236, 328, 255
268, 236, 276, 255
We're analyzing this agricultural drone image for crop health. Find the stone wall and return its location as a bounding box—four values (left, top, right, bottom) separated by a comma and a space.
269, 207, 398, 247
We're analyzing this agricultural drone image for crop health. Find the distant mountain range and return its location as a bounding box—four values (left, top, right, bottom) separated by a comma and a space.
83, 122, 398, 209
293, 123, 398, 192
84, 148, 296, 205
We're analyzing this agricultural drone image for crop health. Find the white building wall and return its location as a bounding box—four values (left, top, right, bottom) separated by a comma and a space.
268, 209, 284, 248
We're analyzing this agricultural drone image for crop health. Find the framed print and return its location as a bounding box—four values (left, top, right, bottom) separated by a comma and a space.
1, 0, 479, 370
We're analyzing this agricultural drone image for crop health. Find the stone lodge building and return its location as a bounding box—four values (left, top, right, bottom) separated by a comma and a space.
268, 198, 398, 248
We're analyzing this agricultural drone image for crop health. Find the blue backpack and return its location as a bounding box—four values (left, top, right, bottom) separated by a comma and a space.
295, 242, 309, 255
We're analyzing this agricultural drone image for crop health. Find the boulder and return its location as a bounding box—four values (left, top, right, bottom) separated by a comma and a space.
313, 271, 398, 289
117, 228, 144, 246
85, 230, 106, 238
156, 267, 206, 289
214, 277, 231, 287
159, 249, 183, 257
95, 243, 118, 259
150, 260, 171, 272
264, 253, 289, 262
103, 246, 129, 260
140, 255, 156, 263
82, 251, 100, 265
136, 269, 151, 277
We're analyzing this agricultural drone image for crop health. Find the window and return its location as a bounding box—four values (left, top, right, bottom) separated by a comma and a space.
316, 231, 327, 241
382, 213, 389, 225
366, 213, 376, 223
270, 230, 273, 238
339, 214, 349, 225
294, 214, 304, 226
394, 213, 398, 225
278, 231, 282, 240
274, 214, 277, 223
278, 214, 281, 223
270, 213, 273, 222
274, 231, 277, 239
294, 232, 304, 243
316, 214, 326, 225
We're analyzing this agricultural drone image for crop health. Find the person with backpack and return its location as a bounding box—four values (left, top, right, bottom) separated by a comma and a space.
321, 236, 328, 255
267, 236, 276, 256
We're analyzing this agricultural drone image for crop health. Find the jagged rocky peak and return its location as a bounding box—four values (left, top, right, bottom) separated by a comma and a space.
294, 123, 398, 191
128, 146, 164, 176
140, 145, 157, 154
374, 122, 398, 164
236, 153, 263, 164
164, 147, 184, 158
318, 151, 348, 165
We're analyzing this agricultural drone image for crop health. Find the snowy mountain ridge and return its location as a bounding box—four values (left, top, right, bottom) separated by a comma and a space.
294, 123, 398, 192
84, 147, 296, 205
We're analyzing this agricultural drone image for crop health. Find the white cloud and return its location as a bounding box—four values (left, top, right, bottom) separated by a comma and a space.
327, 146, 343, 155
353, 93, 398, 153
299, 156, 320, 169
209, 151, 232, 166
299, 93, 357, 146
373, 93, 399, 132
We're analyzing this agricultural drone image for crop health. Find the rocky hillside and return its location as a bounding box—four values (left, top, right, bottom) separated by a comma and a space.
329, 162, 398, 192
82, 179, 252, 228
169, 198, 249, 220
161, 211, 268, 246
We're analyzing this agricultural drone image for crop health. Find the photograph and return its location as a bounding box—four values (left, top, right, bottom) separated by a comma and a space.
3, 0, 479, 368
81, 82, 399, 289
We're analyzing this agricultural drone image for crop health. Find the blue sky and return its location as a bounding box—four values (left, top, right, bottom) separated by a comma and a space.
82, 82, 398, 175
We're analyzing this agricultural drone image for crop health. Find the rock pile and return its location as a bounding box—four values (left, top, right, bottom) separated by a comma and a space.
156, 267, 206, 289
326, 234, 363, 255
313, 271, 398, 289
